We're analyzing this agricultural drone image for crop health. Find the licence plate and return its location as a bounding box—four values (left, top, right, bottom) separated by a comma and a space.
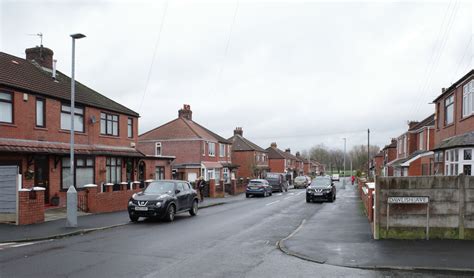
312, 192, 323, 196
135, 207, 148, 211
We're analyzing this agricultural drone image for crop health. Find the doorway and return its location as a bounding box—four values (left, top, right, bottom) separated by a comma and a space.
34, 156, 49, 203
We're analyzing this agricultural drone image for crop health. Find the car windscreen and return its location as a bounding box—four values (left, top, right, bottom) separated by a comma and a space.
266, 173, 279, 179
248, 181, 263, 185
145, 181, 175, 194
312, 178, 331, 186
295, 177, 306, 182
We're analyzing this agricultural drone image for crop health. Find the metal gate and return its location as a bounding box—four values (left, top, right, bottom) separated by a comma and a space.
0, 165, 19, 223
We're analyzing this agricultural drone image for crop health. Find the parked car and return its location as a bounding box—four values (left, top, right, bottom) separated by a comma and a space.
294, 176, 310, 189
128, 180, 199, 222
331, 174, 340, 181
305, 175, 312, 185
265, 172, 288, 192
246, 179, 273, 197
306, 177, 336, 203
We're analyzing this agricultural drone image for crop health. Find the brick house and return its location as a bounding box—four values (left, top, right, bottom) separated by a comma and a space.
371, 152, 384, 177
432, 69, 474, 176
138, 105, 237, 197
0, 46, 173, 224
266, 143, 299, 181
294, 152, 305, 175
386, 114, 435, 176
228, 127, 269, 179
381, 139, 397, 176
303, 159, 322, 176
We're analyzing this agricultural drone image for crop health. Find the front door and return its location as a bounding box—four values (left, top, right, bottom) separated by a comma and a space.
34, 156, 49, 203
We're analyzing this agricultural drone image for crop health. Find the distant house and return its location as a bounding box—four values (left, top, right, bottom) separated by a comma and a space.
266, 143, 300, 180
138, 105, 237, 196
228, 127, 269, 179
381, 139, 397, 176
386, 114, 435, 176
432, 69, 474, 176
303, 159, 322, 176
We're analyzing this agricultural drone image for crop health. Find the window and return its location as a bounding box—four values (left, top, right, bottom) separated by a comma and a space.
464, 149, 472, 160
418, 132, 424, 150
61, 104, 84, 132
155, 166, 165, 180
219, 143, 225, 157
106, 157, 122, 184
127, 118, 133, 138
35, 98, 45, 127
464, 165, 472, 176
155, 142, 162, 156
100, 112, 119, 136
462, 80, 474, 117
207, 169, 215, 180
0, 91, 13, 123
208, 142, 215, 156
61, 157, 94, 189
227, 145, 231, 157
445, 95, 454, 125
202, 142, 206, 156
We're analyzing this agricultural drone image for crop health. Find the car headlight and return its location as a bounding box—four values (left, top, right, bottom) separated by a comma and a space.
155, 202, 162, 208
128, 200, 134, 206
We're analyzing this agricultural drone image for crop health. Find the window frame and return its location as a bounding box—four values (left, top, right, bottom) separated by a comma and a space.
60, 104, 85, 132
208, 142, 216, 157
155, 142, 162, 156
127, 117, 133, 138
219, 143, 225, 158
100, 112, 119, 136
61, 156, 95, 190
462, 80, 474, 118
0, 91, 14, 124
444, 94, 454, 126
35, 97, 46, 128
105, 157, 122, 184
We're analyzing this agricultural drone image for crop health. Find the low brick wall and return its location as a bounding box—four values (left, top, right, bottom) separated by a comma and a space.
375, 176, 474, 240
86, 187, 141, 214
18, 190, 45, 225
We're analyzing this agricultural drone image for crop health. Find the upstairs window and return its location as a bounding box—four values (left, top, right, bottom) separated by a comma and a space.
36, 98, 45, 127
464, 149, 472, 161
418, 131, 424, 150
155, 142, 162, 156
100, 112, 119, 136
127, 118, 133, 138
463, 80, 474, 118
445, 95, 454, 125
0, 91, 13, 123
219, 143, 225, 157
61, 104, 84, 132
202, 142, 206, 156
208, 142, 215, 156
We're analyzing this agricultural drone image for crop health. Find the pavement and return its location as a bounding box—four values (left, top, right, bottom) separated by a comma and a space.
0, 193, 245, 243
280, 178, 474, 273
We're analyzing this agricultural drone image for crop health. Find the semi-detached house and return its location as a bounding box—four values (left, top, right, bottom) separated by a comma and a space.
0, 46, 173, 225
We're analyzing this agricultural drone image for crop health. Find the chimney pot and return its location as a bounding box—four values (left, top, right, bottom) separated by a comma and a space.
25, 46, 54, 69
234, 127, 243, 136
178, 104, 192, 120
285, 148, 291, 153
271, 142, 277, 148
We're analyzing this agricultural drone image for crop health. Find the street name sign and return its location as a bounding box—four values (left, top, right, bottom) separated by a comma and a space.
387, 196, 429, 204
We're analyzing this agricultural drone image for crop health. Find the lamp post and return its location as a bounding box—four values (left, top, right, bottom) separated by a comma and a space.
343, 138, 346, 186
67, 33, 85, 228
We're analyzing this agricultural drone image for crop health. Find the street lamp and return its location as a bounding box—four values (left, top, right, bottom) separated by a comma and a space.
342, 138, 346, 186
67, 33, 85, 228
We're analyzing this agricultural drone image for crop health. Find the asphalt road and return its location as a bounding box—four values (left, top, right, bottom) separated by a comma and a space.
0, 180, 466, 277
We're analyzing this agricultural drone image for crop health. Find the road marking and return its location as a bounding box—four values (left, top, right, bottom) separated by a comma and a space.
289, 193, 295, 195
265, 200, 281, 206
276, 193, 283, 196
297, 191, 305, 195
284, 196, 295, 200
0, 239, 52, 251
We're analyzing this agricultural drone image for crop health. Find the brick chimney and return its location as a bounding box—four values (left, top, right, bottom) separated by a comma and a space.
296, 151, 301, 157
270, 142, 277, 148
285, 148, 291, 153
234, 127, 243, 136
408, 121, 419, 129
178, 104, 192, 120
26, 46, 54, 69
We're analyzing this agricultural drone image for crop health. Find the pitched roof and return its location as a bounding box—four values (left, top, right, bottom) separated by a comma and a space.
139, 117, 230, 143
0, 51, 138, 117
434, 131, 474, 150
409, 114, 435, 131
266, 146, 287, 159
388, 150, 429, 167
433, 69, 474, 103
228, 134, 266, 152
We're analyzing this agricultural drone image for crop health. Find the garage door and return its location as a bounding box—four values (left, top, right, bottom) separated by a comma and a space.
0, 165, 18, 222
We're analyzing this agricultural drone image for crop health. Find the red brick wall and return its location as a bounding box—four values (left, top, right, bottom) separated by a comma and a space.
18, 190, 45, 225
407, 132, 418, 155
0, 89, 138, 147
269, 158, 285, 173
87, 186, 141, 213
435, 74, 474, 145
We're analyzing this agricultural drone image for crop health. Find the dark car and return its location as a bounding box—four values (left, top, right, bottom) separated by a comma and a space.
246, 179, 273, 198
265, 172, 288, 192
306, 177, 336, 203
128, 180, 199, 222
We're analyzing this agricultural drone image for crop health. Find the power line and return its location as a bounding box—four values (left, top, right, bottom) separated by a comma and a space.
138, 0, 169, 113
451, 36, 473, 81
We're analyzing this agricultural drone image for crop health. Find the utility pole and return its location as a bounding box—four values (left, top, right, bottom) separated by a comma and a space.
343, 138, 346, 185
367, 129, 370, 180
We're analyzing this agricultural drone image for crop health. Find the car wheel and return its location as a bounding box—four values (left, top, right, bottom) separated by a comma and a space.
129, 215, 139, 222
189, 199, 198, 216
246, 193, 250, 198
329, 194, 334, 203
269, 191, 273, 196
280, 187, 283, 193
164, 204, 176, 222
306, 197, 311, 203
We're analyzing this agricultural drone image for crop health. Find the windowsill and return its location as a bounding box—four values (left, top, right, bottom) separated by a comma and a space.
60, 187, 86, 192
34, 127, 48, 131
0, 122, 17, 127
460, 114, 474, 122
58, 129, 88, 136
99, 134, 120, 139
444, 123, 454, 128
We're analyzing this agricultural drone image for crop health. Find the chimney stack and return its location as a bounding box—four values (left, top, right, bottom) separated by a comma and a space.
285, 148, 291, 153
270, 142, 277, 148
408, 121, 419, 129
25, 46, 54, 69
296, 151, 301, 157
52, 59, 57, 79
234, 127, 243, 136
178, 104, 192, 120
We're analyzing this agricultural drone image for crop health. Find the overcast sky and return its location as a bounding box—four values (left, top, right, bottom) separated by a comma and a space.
1, 0, 473, 153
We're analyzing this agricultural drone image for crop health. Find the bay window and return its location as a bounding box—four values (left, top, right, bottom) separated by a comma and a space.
61, 104, 84, 132
0, 91, 13, 123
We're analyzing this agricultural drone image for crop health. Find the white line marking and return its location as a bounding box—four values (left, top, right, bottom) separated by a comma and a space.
265, 200, 281, 206
277, 193, 283, 196
289, 193, 295, 195
12, 242, 36, 248
284, 196, 295, 200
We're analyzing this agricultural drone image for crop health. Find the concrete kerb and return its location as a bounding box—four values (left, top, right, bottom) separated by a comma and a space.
0, 201, 229, 244
276, 220, 474, 275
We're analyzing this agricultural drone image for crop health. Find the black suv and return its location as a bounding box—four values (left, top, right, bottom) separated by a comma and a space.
306, 177, 336, 203
128, 180, 199, 222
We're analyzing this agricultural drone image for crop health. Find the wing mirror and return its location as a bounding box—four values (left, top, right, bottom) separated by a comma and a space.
175, 189, 181, 194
